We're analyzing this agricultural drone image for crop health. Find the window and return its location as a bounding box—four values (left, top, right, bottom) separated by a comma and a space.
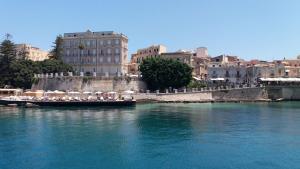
99, 57, 103, 63
92, 49, 96, 56
107, 57, 111, 63
115, 48, 120, 54
107, 48, 111, 54
91, 40, 96, 47
107, 40, 111, 45
99, 40, 104, 45
115, 39, 120, 45
115, 56, 120, 63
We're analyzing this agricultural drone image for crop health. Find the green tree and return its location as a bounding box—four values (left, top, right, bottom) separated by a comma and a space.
17, 45, 29, 60
10, 59, 35, 89
139, 57, 193, 90
0, 34, 74, 89
35, 59, 73, 73
0, 34, 17, 87
48, 35, 63, 60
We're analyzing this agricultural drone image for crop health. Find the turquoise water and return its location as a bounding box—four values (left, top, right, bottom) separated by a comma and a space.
0, 103, 300, 169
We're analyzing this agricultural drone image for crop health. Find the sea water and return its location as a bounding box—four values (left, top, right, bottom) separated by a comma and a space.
0, 102, 300, 169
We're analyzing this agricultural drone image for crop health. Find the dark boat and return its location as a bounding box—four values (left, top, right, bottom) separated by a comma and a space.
28, 100, 136, 107
0, 99, 27, 106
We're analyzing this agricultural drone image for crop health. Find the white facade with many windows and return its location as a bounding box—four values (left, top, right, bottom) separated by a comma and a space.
61, 30, 128, 76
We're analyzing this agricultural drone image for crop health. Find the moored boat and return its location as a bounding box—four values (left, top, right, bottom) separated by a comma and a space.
0, 96, 28, 106
28, 100, 136, 107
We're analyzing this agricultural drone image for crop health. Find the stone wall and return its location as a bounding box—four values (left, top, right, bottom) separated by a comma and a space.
133, 92, 213, 102
134, 88, 269, 102
267, 86, 300, 100
212, 87, 269, 101
32, 77, 147, 92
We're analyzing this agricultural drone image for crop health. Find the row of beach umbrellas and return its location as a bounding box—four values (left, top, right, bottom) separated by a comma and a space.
25, 90, 134, 95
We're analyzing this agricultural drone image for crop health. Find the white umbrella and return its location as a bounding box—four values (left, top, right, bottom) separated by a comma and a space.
45, 91, 55, 94
54, 90, 65, 94
95, 91, 103, 94
83, 91, 92, 94
68, 91, 80, 94
124, 90, 134, 94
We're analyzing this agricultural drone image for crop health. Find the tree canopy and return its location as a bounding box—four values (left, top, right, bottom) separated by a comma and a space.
48, 35, 63, 60
139, 57, 193, 90
0, 34, 73, 89
0, 36, 17, 87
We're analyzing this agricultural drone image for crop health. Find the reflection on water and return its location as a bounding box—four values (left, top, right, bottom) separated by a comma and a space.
0, 102, 300, 169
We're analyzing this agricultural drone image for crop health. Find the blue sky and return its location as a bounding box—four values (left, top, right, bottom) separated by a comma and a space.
0, 0, 300, 61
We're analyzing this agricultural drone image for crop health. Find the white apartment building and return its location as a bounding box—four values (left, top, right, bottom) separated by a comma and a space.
61, 30, 128, 76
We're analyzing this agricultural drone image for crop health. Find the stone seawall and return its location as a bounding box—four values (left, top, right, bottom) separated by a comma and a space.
134, 92, 213, 102
32, 77, 147, 92
267, 86, 300, 100
212, 87, 269, 101
134, 86, 300, 102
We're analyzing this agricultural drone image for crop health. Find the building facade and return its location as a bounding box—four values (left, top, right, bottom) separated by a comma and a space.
245, 61, 275, 84
274, 59, 300, 78
161, 50, 194, 66
192, 57, 209, 79
128, 45, 167, 74
208, 55, 247, 84
61, 30, 128, 76
16, 44, 49, 61
196, 47, 208, 58
134, 45, 167, 64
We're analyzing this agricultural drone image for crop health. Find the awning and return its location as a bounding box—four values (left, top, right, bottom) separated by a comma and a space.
124, 90, 134, 94
210, 78, 225, 81
259, 78, 300, 82
68, 91, 80, 94
193, 77, 201, 81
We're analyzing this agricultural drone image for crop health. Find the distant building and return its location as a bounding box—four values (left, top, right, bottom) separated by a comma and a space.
208, 55, 246, 84
129, 45, 167, 74
245, 60, 275, 84
161, 50, 193, 66
133, 45, 167, 64
16, 44, 49, 61
61, 30, 128, 76
196, 47, 208, 58
274, 59, 300, 78
192, 57, 210, 79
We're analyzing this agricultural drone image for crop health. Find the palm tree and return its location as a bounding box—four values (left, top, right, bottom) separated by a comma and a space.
78, 43, 84, 75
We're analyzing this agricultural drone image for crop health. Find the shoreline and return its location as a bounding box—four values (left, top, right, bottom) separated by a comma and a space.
135, 99, 276, 104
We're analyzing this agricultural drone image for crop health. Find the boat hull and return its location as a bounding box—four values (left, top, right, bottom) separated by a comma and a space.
28, 100, 136, 107
0, 99, 27, 106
